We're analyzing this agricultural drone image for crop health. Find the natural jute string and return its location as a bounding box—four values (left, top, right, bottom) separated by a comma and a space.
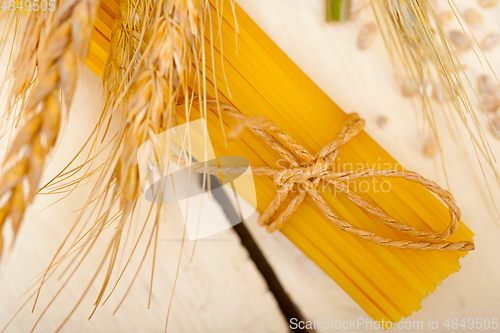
195, 100, 474, 251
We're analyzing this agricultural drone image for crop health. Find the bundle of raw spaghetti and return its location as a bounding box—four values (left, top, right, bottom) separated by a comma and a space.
76, 0, 475, 324
178, 3, 474, 322
0, 0, 475, 329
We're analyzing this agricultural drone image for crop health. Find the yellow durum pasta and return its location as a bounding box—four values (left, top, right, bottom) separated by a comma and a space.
86, 0, 473, 323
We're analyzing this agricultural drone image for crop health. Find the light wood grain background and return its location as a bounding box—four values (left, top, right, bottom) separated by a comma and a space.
1, 0, 500, 332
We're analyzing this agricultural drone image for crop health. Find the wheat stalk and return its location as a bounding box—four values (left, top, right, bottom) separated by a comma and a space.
1, 1, 233, 330
0, 0, 100, 258
7, 1, 208, 330
371, 0, 500, 214
5, 10, 51, 116
89, 0, 204, 312
102, 0, 153, 114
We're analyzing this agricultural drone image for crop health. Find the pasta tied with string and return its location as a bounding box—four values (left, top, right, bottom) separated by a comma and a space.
192, 101, 474, 251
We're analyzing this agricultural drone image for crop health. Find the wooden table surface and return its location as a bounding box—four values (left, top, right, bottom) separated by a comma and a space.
1, 0, 499, 332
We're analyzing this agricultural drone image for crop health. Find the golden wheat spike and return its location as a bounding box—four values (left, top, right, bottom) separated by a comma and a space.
0, 0, 101, 258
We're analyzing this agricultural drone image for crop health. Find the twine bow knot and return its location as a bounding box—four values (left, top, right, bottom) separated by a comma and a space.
208, 101, 474, 251
272, 158, 330, 188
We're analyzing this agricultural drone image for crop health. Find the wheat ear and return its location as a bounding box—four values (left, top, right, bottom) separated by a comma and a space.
5, 11, 50, 117
17, 1, 205, 328
89, 0, 203, 309
0, 0, 100, 258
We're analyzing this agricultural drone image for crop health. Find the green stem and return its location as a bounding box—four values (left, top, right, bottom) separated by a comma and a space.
327, 0, 351, 22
